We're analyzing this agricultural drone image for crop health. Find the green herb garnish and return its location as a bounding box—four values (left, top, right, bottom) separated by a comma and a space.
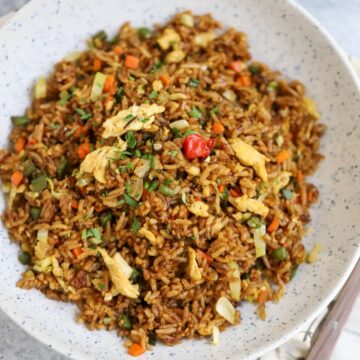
138, 27, 152, 40
189, 107, 202, 119
100, 213, 112, 228
248, 64, 260, 75
125, 131, 137, 149
124, 114, 135, 122
281, 188, 295, 200
187, 79, 200, 88
75, 108, 92, 120
148, 90, 158, 99
168, 150, 178, 157
150, 61, 164, 73
56, 157, 68, 180
115, 86, 124, 103
267, 81, 279, 92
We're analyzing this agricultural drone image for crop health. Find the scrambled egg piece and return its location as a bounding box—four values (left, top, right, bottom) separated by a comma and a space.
97, 248, 139, 299
188, 247, 202, 281
229, 194, 269, 217
165, 50, 186, 63
157, 28, 181, 50
229, 138, 269, 182
302, 97, 320, 119
272, 171, 292, 193
188, 201, 210, 217
139, 227, 164, 246
80, 142, 126, 183
51, 255, 63, 278
102, 103, 165, 138
194, 31, 216, 47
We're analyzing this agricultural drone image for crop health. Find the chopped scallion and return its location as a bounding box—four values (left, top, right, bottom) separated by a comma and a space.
131, 216, 141, 233
123, 193, 138, 208
159, 184, 175, 197
187, 79, 200, 88
138, 27, 152, 40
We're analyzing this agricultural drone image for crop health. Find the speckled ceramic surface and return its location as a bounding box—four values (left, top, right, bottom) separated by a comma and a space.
0, 0, 359, 359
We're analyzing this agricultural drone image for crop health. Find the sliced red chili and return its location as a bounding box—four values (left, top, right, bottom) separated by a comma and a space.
182, 134, 214, 160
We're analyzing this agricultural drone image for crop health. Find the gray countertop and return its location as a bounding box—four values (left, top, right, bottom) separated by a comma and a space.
0, 1, 359, 359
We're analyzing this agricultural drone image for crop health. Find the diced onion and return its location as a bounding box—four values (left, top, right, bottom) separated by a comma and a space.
222, 89, 237, 102
228, 261, 241, 301
90, 72, 106, 101
169, 119, 189, 130
35, 76, 47, 99
134, 159, 151, 178
212, 325, 220, 345
129, 177, 144, 201
215, 296, 235, 324
254, 224, 266, 258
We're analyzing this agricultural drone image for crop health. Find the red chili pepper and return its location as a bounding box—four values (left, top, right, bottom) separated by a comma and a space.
182, 134, 215, 160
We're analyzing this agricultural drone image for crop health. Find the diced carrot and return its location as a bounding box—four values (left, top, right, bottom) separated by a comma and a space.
258, 290, 269, 305
267, 218, 280, 233
294, 194, 301, 204
212, 122, 225, 135
194, 196, 201, 201
296, 170, 303, 184
236, 74, 252, 87
128, 343, 145, 357
72, 247, 83, 258
159, 75, 171, 86
71, 199, 79, 209
94, 203, 104, 212
77, 142, 91, 160
217, 184, 224, 192
197, 249, 213, 265
230, 188, 241, 198
11, 170, 24, 187
93, 57, 102, 71
103, 74, 115, 93
15, 137, 26, 153
142, 189, 149, 201
276, 149, 291, 164
73, 125, 85, 139
113, 46, 124, 55
28, 138, 37, 145
228, 60, 245, 73
307, 191, 313, 203
125, 55, 140, 69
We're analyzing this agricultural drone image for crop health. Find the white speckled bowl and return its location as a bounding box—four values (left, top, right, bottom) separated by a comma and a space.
0, 0, 359, 359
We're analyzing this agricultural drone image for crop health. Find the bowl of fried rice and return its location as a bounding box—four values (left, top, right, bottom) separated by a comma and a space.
0, 0, 359, 359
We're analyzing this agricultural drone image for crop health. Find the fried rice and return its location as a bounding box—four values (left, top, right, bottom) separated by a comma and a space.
0, 11, 325, 355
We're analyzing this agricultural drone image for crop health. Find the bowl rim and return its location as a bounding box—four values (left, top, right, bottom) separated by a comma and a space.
0, 0, 359, 359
